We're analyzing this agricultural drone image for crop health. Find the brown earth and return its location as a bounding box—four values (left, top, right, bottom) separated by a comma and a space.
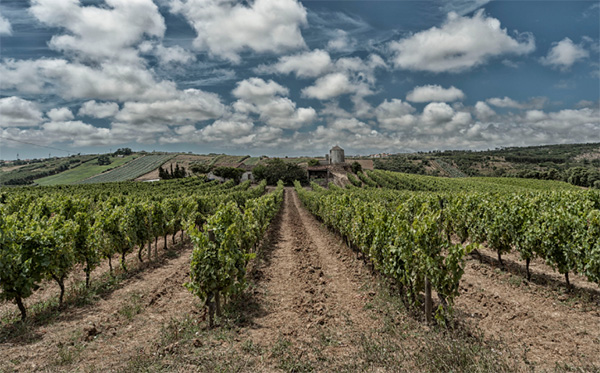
135, 154, 212, 181
1, 188, 599, 372
456, 248, 600, 371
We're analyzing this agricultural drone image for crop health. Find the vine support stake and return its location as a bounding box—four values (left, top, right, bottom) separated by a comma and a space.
425, 277, 433, 324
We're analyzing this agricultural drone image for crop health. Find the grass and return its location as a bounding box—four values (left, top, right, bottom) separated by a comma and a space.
36, 155, 137, 185
118, 292, 143, 320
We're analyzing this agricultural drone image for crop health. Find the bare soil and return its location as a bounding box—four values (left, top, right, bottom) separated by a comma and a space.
135, 154, 212, 181
1, 188, 599, 372
456, 248, 600, 371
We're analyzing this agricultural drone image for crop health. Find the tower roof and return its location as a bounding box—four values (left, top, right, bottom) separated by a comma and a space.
330, 145, 343, 151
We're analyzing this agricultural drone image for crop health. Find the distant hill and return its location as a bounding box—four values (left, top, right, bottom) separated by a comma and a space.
1, 143, 599, 187
374, 142, 600, 188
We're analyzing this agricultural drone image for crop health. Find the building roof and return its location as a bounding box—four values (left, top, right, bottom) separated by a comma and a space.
330, 145, 343, 151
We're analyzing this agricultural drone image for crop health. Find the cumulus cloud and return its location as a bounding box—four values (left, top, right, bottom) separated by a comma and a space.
171, 0, 307, 63
474, 101, 496, 121
301, 73, 356, 100
115, 89, 225, 126
47, 107, 74, 122
406, 85, 465, 103
78, 101, 120, 118
29, 0, 166, 62
258, 49, 333, 78
232, 78, 316, 129
0, 12, 12, 35
139, 41, 197, 65
0, 97, 44, 127
374, 99, 417, 130
389, 10, 535, 73
541, 38, 589, 70
486, 96, 546, 110
0, 58, 178, 102
233, 78, 289, 103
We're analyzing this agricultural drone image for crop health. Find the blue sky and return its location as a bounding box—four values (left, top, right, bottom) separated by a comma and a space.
0, 0, 598, 160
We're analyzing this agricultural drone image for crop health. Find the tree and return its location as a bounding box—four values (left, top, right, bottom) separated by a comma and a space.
351, 161, 363, 174
98, 155, 111, 165
252, 159, 307, 185
308, 159, 320, 167
213, 166, 244, 183
190, 163, 212, 174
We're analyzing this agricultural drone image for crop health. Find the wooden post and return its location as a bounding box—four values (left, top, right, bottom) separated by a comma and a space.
425, 277, 432, 324
215, 292, 221, 317
208, 296, 215, 329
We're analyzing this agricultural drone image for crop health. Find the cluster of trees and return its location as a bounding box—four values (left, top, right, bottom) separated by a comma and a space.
252, 159, 307, 185
212, 166, 244, 183
565, 167, 600, 189
113, 148, 132, 156
158, 164, 187, 179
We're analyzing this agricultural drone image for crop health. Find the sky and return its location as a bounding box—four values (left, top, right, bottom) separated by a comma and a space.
0, 0, 598, 160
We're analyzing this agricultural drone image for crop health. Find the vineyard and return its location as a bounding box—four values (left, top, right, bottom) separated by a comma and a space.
76, 154, 175, 184
1, 170, 599, 371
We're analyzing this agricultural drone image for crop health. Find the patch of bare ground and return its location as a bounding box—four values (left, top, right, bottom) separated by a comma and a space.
135, 154, 211, 181
456, 247, 600, 371
0, 232, 197, 372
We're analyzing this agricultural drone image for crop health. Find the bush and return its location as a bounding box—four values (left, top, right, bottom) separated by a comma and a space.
351, 161, 362, 174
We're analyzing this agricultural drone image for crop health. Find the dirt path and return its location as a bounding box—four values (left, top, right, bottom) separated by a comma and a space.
239, 188, 381, 368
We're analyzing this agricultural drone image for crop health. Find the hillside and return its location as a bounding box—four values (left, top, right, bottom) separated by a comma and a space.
374, 142, 600, 188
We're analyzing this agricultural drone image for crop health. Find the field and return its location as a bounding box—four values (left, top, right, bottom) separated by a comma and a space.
1, 172, 599, 372
35, 155, 138, 185
76, 154, 174, 184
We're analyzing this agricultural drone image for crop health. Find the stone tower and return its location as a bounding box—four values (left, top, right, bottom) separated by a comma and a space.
329, 145, 345, 164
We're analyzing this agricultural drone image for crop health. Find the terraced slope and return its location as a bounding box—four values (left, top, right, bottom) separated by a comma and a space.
36, 155, 138, 185
76, 154, 174, 184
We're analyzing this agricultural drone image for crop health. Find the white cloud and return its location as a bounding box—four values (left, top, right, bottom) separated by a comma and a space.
301, 72, 371, 100
0, 12, 12, 35
0, 58, 178, 102
171, 0, 307, 63
406, 85, 465, 103
232, 78, 289, 103
115, 89, 225, 126
374, 99, 417, 130
541, 38, 589, 70
259, 49, 332, 78
330, 118, 372, 136
232, 78, 316, 129
327, 29, 355, 52
139, 41, 197, 65
0, 97, 44, 127
47, 107, 74, 122
389, 10, 535, 73
474, 101, 496, 121
78, 101, 120, 118
486, 96, 546, 110
29, 0, 166, 62
200, 119, 254, 142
